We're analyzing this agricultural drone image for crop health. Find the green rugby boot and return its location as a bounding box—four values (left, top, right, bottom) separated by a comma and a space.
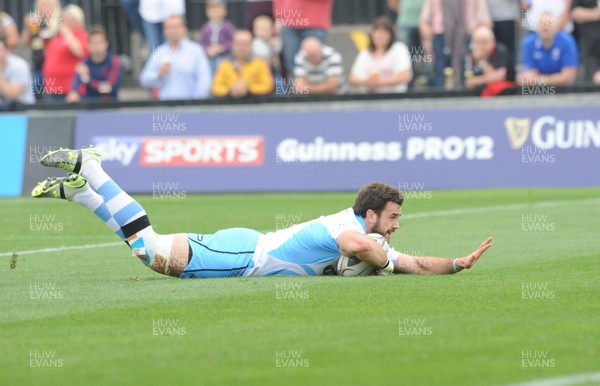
40, 147, 101, 173
31, 173, 88, 201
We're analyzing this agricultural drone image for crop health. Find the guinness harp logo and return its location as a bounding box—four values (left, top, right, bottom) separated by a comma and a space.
504, 117, 531, 149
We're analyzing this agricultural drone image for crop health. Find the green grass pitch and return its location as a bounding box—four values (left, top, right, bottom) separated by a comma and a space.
1, 188, 599, 386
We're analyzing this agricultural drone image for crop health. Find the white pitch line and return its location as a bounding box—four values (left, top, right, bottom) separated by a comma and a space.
402, 197, 600, 219
0, 242, 123, 257
1, 197, 599, 257
502, 370, 600, 386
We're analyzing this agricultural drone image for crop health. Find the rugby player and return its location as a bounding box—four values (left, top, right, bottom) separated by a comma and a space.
32, 148, 493, 278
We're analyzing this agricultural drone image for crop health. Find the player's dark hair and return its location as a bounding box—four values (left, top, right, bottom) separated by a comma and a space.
353, 182, 403, 217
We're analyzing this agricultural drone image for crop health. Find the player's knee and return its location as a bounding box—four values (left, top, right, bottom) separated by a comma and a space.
133, 233, 188, 278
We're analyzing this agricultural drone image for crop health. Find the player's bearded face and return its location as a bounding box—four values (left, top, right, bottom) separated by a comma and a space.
372, 215, 393, 242
370, 203, 401, 242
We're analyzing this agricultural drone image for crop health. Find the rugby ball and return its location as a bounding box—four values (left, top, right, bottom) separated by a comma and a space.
336, 233, 389, 276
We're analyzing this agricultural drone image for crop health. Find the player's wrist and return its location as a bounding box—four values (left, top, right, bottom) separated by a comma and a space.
452, 258, 462, 273
380, 259, 394, 275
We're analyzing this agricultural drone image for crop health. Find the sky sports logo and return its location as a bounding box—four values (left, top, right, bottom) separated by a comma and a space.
89, 136, 264, 167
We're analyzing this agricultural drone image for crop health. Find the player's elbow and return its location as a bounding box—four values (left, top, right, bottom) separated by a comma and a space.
340, 235, 371, 257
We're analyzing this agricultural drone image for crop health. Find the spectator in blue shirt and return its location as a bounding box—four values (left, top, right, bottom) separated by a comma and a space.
67, 25, 122, 103
140, 15, 211, 100
517, 12, 578, 86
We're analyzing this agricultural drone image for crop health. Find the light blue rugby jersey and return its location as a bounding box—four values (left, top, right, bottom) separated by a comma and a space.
245, 208, 398, 276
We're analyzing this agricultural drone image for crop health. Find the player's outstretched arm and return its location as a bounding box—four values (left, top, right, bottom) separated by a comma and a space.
394, 237, 493, 275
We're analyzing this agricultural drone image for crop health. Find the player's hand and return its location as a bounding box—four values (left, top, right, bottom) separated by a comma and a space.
457, 236, 493, 270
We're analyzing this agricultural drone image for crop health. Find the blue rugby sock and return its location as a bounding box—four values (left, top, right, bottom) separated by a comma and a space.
80, 161, 148, 240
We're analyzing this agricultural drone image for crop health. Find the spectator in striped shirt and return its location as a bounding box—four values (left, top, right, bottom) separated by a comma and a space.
67, 25, 122, 102
274, 0, 333, 77
293, 37, 343, 95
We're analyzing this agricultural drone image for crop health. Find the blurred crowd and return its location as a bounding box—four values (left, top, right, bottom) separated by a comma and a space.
0, 0, 599, 109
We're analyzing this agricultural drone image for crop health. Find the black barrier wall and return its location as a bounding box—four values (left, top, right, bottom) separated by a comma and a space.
22, 115, 75, 195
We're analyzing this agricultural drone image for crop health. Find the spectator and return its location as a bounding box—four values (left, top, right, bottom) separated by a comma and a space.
59, 0, 70, 6
212, 30, 274, 98
274, 0, 334, 77
487, 0, 519, 79
293, 37, 343, 95
200, 0, 236, 76
245, 0, 273, 30
140, 15, 211, 100
42, 4, 88, 101
252, 15, 282, 77
594, 70, 600, 85
349, 16, 412, 94
20, 0, 62, 100
0, 11, 19, 49
464, 26, 512, 94
388, 0, 424, 49
139, 0, 185, 51
28, 0, 71, 8
387, 0, 425, 86
522, 0, 574, 34
517, 13, 578, 86
0, 36, 35, 110
420, 0, 492, 88
66, 25, 122, 103
571, 0, 600, 83
120, 0, 146, 39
